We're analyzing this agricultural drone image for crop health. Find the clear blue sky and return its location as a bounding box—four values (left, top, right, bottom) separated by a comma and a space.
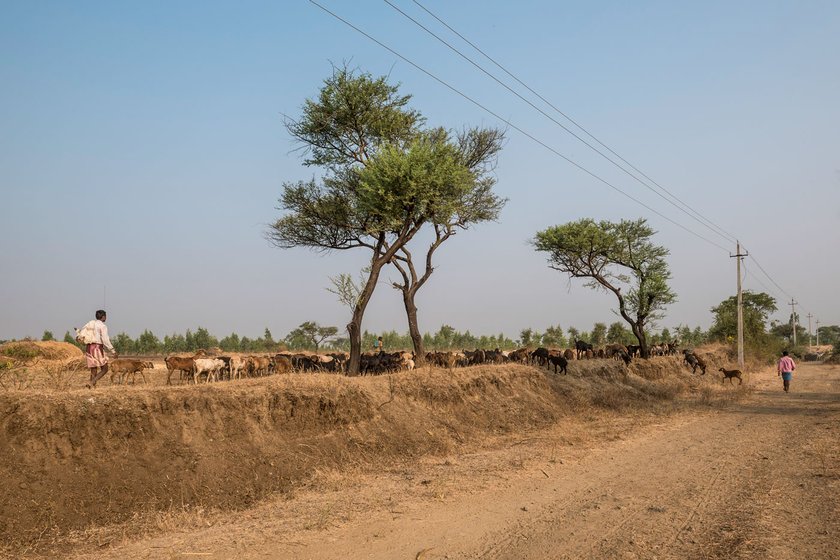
1, 1, 838, 342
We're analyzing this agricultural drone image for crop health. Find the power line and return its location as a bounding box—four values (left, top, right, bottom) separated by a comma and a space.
407, 0, 740, 245
308, 0, 731, 253
742, 250, 794, 301
403, 1, 813, 316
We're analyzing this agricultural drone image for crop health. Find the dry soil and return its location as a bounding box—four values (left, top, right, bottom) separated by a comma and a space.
54, 362, 839, 560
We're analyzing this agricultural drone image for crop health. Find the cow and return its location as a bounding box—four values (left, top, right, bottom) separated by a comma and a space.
164, 356, 195, 385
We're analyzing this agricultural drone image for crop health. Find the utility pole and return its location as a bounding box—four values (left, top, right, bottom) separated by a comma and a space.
788, 299, 798, 346
807, 312, 813, 347
730, 241, 748, 369
816, 319, 821, 346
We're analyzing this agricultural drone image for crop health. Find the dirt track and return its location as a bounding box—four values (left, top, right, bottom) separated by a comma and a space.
66, 362, 839, 560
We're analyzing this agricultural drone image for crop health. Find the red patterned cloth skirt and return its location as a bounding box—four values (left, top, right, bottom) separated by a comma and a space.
85, 343, 109, 368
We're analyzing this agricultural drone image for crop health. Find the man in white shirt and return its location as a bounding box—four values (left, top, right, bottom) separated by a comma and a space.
85, 309, 117, 387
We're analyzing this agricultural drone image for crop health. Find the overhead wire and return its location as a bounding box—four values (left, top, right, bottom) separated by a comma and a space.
308, 0, 731, 253
399, 0, 811, 318
408, 0, 740, 246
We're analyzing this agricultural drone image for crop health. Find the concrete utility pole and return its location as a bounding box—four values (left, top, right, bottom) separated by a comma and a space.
788, 299, 798, 346
807, 312, 813, 347
730, 241, 748, 369
816, 319, 821, 346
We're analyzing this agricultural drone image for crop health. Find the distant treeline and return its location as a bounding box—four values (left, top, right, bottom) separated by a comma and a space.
28, 322, 710, 355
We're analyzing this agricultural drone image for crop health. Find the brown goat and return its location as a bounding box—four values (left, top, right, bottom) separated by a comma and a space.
719, 367, 743, 385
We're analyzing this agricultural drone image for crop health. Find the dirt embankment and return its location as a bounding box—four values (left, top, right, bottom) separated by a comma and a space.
0, 349, 741, 555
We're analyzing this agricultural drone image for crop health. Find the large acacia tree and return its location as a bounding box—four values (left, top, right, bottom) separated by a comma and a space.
533, 218, 676, 358
268, 66, 503, 374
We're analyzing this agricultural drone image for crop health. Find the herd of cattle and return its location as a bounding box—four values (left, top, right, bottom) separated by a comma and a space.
103, 340, 696, 385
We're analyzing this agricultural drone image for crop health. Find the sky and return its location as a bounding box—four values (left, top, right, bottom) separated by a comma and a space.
1, 0, 838, 342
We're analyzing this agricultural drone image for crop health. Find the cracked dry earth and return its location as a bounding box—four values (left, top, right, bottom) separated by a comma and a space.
71, 363, 840, 560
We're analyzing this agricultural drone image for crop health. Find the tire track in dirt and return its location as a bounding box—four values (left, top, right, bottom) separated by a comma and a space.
479, 364, 840, 560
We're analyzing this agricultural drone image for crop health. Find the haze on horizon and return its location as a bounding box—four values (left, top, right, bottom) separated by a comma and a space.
1, 1, 838, 343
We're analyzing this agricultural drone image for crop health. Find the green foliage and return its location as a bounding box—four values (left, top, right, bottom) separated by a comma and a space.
769, 321, 808, 346
534, 218, 676, 355
286, 64, 423, 170
816, 325, 837, 345
219, 333, 241, 352
673, 324, 707, 347
355, 132, 474, 229
41, 330, 55, 342
0, 345, 38, 361
270, 66, 507, 373
542, 325, 568, 348
590, 323, 607, 345
63, 331, 76, 345
284, 321, 339, 352
519, 328, 538, 347
818, 325, 840, 346
707, 291, 777, 343
606, 322, 635, 344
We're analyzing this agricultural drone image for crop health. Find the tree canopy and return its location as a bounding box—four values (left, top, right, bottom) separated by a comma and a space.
707, 291, 777, 343
268, 65, 506, 373
533, 218, 676, 357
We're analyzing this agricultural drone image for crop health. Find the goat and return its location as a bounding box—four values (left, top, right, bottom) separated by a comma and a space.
547, 353, 568, 375
109, 359, 152, 385
164, 356, 195, 385
719, 367, 743, 385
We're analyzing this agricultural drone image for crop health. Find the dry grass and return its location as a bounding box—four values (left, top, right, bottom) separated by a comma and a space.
2, 345, 751, 558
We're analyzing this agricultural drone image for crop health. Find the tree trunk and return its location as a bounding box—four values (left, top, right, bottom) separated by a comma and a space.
633, 323, 650, 358
401, 288, 425, 367
346, 261, 385, 375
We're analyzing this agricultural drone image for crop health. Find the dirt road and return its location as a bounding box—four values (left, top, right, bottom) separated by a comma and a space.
71, 363, 840, 560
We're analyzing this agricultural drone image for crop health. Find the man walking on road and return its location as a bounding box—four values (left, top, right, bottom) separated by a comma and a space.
778, 350, 796, 393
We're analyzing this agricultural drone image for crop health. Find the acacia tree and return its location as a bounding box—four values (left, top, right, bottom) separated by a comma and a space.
268, 66, 488, 374
284, 321, 338, 352
383, 127, 506, 365
534, 218, 676, 358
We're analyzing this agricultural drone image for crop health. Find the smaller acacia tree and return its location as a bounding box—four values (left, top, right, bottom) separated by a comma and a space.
285, 321, 339, 353
380, 127, 506, 365
534, 218, 676, 358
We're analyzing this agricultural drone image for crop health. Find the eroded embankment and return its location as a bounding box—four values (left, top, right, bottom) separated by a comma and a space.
0, 354, 741, 552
